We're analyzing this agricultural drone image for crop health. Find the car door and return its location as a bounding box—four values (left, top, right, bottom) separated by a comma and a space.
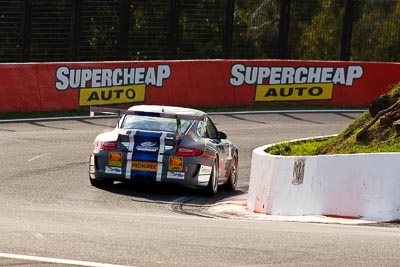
203, 116, 230, 179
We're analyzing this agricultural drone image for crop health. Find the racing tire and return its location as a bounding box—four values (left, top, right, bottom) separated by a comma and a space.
205, 160, 219, 196
225, 151, 238, 191
89, 177, 114, 188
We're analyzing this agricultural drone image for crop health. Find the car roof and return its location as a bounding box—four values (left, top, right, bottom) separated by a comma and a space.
127, 105, 206, 117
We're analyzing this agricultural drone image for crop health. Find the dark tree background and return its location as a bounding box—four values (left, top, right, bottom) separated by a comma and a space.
0, 0, 399, 63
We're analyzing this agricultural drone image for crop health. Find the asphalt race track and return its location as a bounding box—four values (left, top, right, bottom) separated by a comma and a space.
1, 111, 400, 267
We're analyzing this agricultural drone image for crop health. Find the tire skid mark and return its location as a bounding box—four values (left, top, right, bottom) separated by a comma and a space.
169, 196, 215, 218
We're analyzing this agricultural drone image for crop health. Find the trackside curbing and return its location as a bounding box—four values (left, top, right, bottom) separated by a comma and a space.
247, 139, 400, 221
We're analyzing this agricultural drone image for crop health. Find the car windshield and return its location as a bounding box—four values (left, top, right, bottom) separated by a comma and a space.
121, 115, 192, 132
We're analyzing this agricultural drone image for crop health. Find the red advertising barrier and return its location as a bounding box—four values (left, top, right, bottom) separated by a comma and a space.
0, 60, 399, 113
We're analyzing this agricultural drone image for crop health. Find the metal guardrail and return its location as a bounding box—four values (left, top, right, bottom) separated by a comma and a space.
0, 109, 366, 124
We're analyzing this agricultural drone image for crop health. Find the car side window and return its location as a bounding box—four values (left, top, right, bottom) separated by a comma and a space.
197, 117, 218, 139
205, 117, 218, 139
197, 121, 207, 137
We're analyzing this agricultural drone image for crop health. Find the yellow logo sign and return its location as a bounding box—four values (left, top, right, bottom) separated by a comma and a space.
229, 64, 363, 102
168, 156, 183, 171
79, 85, 145, 106
55, 65, 171, 107
131, 161, 158, 172
108, 152, 122, 167
255, 83, 333, 102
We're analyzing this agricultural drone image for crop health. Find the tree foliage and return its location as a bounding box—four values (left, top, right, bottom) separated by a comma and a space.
0, 0, 400, 62
351, 1, 400, 62
291, 0, 343, 60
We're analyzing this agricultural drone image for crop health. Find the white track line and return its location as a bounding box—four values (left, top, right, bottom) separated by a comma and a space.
0, 253, 136, 267
28, 153, 50, 162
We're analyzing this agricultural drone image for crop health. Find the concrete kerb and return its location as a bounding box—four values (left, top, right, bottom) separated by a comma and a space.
244, 136, 400, 223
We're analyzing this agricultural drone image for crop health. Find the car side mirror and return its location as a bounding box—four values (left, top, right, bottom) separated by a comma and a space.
217, 131, 227, 139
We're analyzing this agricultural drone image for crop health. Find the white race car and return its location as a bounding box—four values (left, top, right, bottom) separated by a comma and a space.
89, 105, 238, 195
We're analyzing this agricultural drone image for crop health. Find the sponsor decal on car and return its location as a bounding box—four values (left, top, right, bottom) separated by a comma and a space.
136, 141, 159, 152
108, 152, 122, 167
131, 161, 158, 172
168, 156, 183, 171
105, 166, 122, 175
167, 171, 185, 180
198, 165, 212, 184
55, 65, 171, 106
229, 64, 364, 102
121, 142, 130, 149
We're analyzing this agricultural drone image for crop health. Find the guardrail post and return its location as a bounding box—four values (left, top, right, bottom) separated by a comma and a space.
118, 0, 130, 60
222, 0, 234, 59
340, 0, 354, 61
277, 0, 291, 59
71, 0, 81, 61
21, 0, 32, 62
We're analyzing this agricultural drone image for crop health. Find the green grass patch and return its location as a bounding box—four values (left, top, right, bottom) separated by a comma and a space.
267, 111, 400, 155
267, 84, 400, 155
266, 137, 336, 156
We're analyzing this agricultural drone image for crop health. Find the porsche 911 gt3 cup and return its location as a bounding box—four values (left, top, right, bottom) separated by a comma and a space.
89, 105, 238, 195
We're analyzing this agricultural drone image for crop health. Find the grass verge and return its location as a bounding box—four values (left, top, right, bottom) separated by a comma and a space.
266, 84, 400, 155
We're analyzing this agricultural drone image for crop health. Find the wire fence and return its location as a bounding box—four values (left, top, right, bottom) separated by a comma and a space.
0, 0, 399, 63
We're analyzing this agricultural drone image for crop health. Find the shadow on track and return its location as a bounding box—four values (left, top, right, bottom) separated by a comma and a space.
94, 181, 245, 217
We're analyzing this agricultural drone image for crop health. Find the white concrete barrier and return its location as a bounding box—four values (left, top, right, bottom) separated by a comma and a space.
247, 140, 400, 221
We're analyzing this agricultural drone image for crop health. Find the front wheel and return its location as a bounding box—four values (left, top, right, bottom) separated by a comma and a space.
205, 160, 218, 196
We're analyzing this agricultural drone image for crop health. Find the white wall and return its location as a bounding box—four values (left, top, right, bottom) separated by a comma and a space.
247, 143, 400, 221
